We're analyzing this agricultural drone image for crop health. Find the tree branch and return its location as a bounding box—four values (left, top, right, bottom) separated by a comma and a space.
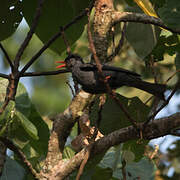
19, 6, 90, 76
107, 22, 127, 61
49, 112, 180, 179
112, 12, 180, 34
43, 90, 94, 174
0, 43, 13, 69
22, 69, 70, 77
0, 137, 40, 179
0, 73, 9, 79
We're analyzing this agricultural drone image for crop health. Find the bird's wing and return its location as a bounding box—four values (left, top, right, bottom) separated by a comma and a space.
80, 63, 97, 71
80, 64, 140, 77
102, 65, 141, 77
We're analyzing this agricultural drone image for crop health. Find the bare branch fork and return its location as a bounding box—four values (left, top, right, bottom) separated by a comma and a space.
0, 1, 90, 114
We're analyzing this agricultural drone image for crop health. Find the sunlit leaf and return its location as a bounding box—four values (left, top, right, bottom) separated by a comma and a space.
22, 0, 90, 54
15, 110, 39, 140
159, 0, 180, 29
1, 156, 25, 180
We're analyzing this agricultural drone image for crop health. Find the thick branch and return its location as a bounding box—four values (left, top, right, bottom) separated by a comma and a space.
43, 90, 94, 173
50, 112, 180, 179
112, 12, 180, 34
0, 73, 9, 79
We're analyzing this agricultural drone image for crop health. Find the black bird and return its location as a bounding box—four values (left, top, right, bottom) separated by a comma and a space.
56, 54, 166, 99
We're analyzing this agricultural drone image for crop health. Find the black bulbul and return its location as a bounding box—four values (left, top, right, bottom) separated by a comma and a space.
56, 54, 166, 99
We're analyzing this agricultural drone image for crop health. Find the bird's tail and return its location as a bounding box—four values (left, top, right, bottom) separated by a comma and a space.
129, 80, 166, 100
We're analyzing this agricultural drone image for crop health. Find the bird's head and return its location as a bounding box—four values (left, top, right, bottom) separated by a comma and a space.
56, 54, 83, 70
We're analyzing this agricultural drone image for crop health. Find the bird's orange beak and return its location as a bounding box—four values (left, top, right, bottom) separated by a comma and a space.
56, 61, 66, 68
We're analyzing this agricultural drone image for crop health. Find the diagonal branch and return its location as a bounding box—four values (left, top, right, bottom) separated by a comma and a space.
107, 22, 127, 61
87, 9, 138, 130
143, 80, 180, 128
0, 137, 39, 179
19, 7, 90, 76
112, 12, 180, 34
48, 112, 180, 179
14, 0, 45, 67
0, 43, 13, 69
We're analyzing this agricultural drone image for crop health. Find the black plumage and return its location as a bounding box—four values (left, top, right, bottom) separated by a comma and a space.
58, 54, 166, 99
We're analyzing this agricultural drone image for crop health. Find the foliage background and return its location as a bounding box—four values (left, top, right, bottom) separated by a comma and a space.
0, 0, 180, 179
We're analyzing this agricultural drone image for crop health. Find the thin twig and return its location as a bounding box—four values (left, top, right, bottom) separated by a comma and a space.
165, 69, 180, 83
143, 81, 179, 128
19, 7, 90, 76
149, 56, 158, 84
22, 69, 70, 77
0, 99, 10, 115
108, 23, 127, 61
0, 43, 13, 69
87, 11, 138, 129
76, 145, 93, 180
0, 137, 40, 179
145, 69, 180, 105
66, 81, 75, 97
97, 95, 106, 128
121, 159, 126, 180
0, 73, 9, 79
60, 27, 71, 54
87, 11, 103, 74
14, 0, 45, 67
0, 0, 45, 115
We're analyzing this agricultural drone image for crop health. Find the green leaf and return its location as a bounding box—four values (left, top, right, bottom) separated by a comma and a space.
0, 0, 22, 41
90, 94, 128, 134
123, 140, 149, 162
22, 0, 90, 54
1, 156, 25, 180
63, 146, 75, 159
0, 78, 16, 136
175, 52, 180, 79
0, 78, 9, 103
114, 157, 156, 180
0, 101, 15, 136
175, 52, 180, 70
90, 94, 150, 135
14, 82, 49, 156
151, 31, 180, 61
158, 0, 180, 29
125, 7, 160, 59
99, 148, 156, 180
91, 167, 113, 180
26, 103, 49, 155
15, 110, 39, 140
15, 83, 31, 116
